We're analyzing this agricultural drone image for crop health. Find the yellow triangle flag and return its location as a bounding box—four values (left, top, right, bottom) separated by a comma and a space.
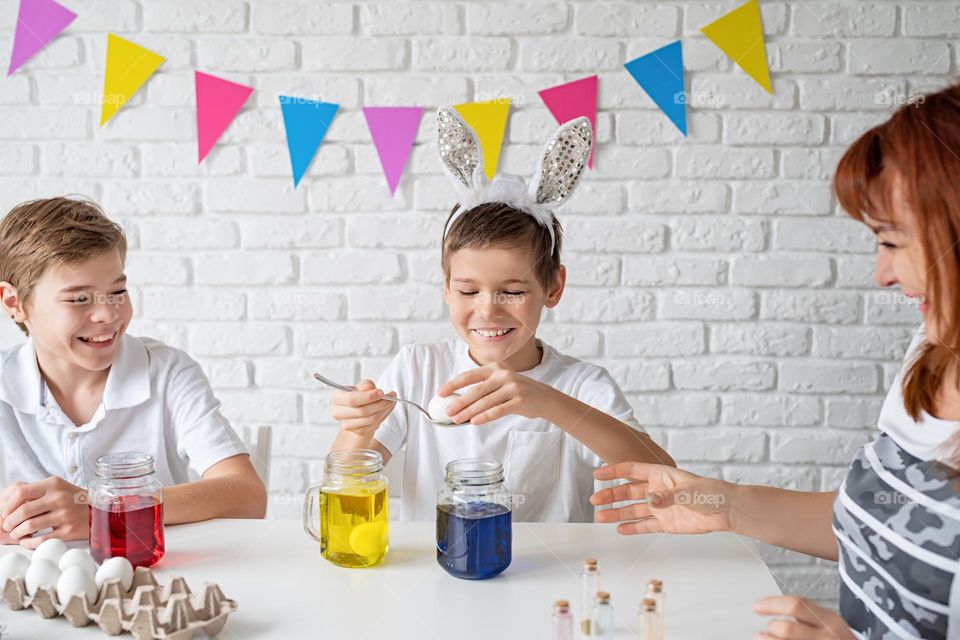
100, 34, 165, 126
454, 99, 511, 180
700, 0, 772, 94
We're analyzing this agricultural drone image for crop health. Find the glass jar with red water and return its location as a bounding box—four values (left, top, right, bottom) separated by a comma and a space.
88, 452, 165, 568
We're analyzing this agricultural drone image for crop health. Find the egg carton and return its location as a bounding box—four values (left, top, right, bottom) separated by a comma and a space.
1, 566, 237, 639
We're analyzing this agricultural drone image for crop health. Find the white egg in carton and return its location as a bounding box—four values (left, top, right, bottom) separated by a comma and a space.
0, 540, 236, 639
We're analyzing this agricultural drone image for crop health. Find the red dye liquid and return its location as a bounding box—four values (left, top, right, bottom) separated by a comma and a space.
89, 499, 165, 568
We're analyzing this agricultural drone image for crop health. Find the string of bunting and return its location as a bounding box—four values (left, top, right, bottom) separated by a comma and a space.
6, 0, 772, 191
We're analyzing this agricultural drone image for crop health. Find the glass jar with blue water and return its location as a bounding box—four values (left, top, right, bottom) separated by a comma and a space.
436, 458, 513, 580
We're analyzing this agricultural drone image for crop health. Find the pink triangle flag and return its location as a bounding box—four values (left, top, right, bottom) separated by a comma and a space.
7, 0, 77, 76
363, 106, 422, 195
195, 71, 253, 163
538, 76, 598, 168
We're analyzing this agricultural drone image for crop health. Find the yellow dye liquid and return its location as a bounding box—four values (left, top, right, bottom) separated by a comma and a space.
319, 484, 389, 568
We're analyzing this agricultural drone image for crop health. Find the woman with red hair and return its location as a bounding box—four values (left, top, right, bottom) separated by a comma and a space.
592, 85, 960, 639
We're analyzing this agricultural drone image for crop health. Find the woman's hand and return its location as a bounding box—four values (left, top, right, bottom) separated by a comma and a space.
754, 596, 856, 640
590, 462, 738, 535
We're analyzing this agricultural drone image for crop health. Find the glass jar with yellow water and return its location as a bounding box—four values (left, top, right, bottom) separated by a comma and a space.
303, 449, 389, 567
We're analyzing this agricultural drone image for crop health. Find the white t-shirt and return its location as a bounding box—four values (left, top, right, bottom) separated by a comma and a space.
0, 334, 248, 489
878, 324, 960, 460
373, 339, 646, 522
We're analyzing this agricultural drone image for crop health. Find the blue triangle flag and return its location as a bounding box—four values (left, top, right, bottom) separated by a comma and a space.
279, 96, 339, 187
624, 41, 687, 137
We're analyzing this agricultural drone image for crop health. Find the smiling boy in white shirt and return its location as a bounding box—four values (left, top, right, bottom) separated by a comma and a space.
0, 197, 266, 548
329, 108, 674, 522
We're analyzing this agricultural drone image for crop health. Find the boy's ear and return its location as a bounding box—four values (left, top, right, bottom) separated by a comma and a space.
0, 282, 25, 322
544, 265, 566, 309
442, 278, 451, 304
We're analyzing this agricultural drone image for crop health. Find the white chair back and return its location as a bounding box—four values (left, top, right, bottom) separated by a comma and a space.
384, 447, 404, 520
242, 425, 272, 493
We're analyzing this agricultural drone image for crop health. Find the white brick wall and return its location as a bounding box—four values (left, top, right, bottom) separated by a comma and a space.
1, 0, 953, 608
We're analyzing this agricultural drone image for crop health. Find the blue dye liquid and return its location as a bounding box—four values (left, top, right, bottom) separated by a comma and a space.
436, 502, 512, 580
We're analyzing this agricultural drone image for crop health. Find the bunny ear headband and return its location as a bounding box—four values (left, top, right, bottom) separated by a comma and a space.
436, 106, 593, 253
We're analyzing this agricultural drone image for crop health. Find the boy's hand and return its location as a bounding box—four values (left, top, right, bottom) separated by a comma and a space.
0, 483, 25, 544
330, 379, 397, 437
439, 363, 555, 425
0, 477, 89, 547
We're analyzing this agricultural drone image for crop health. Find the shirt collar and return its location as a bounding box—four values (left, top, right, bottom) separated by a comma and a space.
0, 334, 151, 414
455, 338, 555, 378
102, 334, 152, 411
0, 338, 43, 414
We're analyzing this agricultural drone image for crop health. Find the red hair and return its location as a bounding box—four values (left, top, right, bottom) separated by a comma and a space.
834, 84, 960, 469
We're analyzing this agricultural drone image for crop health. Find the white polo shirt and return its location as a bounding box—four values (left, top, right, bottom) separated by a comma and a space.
0, 334, 248, 489
373, 339, 647, 523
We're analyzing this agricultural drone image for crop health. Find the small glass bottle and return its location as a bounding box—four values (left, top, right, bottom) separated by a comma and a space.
551, 599, 574, 640
590, 591, 614, 640
637, 597, 659, 640
579, 558, 601, 635
88, 452, 165, 568
436, 459, 512, 579
647, 579, 664, 639
303, 449, 389, 568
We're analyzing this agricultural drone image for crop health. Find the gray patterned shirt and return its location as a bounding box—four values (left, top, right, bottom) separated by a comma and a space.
833, 434, 960, 638
832, 326, 960, 639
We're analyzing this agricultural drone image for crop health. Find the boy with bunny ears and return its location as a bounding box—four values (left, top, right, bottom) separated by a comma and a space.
329, 107, 674, 523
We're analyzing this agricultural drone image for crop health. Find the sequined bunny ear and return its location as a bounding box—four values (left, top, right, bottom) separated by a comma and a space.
437, 106, 487, 208
528, 117, 592, 209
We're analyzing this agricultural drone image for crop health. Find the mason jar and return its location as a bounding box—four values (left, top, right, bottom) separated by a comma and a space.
88, 452, 165, 568
304, 449, 389, 568
436, 458, 512, 579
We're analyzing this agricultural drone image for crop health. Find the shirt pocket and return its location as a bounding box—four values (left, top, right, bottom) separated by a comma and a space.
503, 430, 562, 495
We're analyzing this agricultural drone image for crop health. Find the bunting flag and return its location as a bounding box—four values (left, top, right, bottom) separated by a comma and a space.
453, 100, 510, 180
538, 76, 598, 168
624, 41, 687, 137
195, 72, 253, 163
280, 97, 339, 187
100, 34, 165, 126
7, 0, 76, 76
700, 0, 772, 94
1, 0, 784, 175
363, 106, 422, 195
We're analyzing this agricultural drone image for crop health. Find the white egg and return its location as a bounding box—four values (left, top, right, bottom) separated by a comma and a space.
24, 558, 60, 596
94, 556, 133, 591
31, 538, 67, 565
58, 548, 97, 576
428, 393, 461, 424
56, 565, 98, 605
0, 552, 30, 583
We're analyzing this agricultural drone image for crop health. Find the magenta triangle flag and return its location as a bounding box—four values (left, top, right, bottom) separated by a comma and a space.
7, 0, 77, 76
363, 106, 422, 195
538, 75, 598, 168
195, 71, 253, 163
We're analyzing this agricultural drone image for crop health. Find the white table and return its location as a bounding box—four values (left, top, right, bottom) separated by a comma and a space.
0, 520, 781, 639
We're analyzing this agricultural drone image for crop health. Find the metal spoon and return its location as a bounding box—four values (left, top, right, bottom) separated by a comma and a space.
313, 372, 460, 427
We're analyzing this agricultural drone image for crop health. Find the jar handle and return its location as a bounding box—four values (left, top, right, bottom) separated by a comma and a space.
302, 483, 323, 542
